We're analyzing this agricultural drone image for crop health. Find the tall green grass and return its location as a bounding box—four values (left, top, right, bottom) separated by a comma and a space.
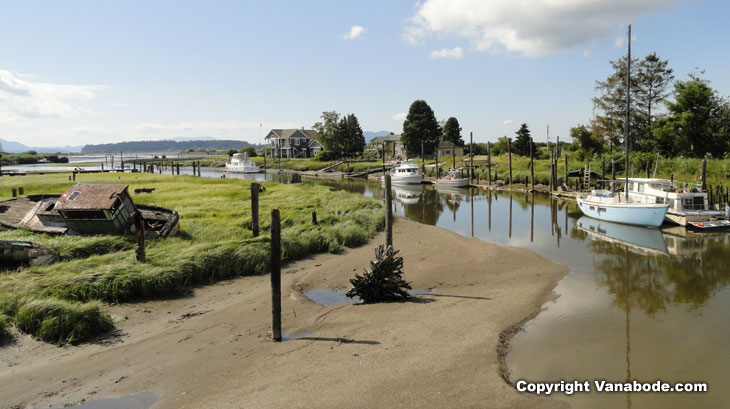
0, 313, 8, 339
0, 173, 384, 344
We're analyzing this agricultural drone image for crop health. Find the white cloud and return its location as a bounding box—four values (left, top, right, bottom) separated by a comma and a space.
502, 119, 513, 125
430, 47, 464, 59
0, 69, 105, 123
614, 33, 637, 48
404, 0, 676, 57
343, 25, 367, 40
392, 112, 407, 121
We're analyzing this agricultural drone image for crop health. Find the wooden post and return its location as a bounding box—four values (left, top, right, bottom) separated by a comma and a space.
136, 213, 146, 262
701, 158, 707, 191
385, 175, 393, 248
312, 211, 317, 225
12, 188, 16, 197
177, 163, 180, 175
72, 172, 76, 181
421, 142, 425, 174
487, 142, 492, 186
563, 154, 568, 189
435, 144, 440, 179
529, 137, 534, 192
601, 157, 605, 189
470, 131, 474, 181
18, 187, 24, 195
270, 209, 282, 342
508, 138, 513, 186
251, 183, 260, 237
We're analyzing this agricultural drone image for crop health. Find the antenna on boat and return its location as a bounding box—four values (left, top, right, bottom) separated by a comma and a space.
624, 24, 631, 201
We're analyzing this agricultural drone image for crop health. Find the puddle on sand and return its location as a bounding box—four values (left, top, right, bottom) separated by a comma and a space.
305, 289, 434, 306
45, 392, 155, 409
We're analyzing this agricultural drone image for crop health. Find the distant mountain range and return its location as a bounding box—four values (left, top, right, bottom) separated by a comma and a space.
0, 132, 392, 154
0, 138, 84, 154
81, 139, 257, 153
364, 131, 392, 142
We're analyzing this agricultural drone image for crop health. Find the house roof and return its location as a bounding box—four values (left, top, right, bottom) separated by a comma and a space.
369, 133, 401, 144
438, 141, 461, 148
56, 184, 130, 211
268, 129, 319, 139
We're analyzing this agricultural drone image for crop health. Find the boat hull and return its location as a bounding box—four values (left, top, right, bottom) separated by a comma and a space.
435, 177, 470, 188
576, 198, 668, 228
388, 174, 423, 185
225, 164, 259, 173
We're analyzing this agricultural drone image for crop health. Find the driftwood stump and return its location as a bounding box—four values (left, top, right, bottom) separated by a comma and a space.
346, 245, 411, 303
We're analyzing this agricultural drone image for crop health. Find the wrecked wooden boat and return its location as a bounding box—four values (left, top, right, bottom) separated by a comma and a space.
0, 183, 179, 238
0, 240, 58, 268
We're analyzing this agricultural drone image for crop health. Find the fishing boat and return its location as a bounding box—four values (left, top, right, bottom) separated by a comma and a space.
577, 189, 669, 228
435, 168, 470, 188
384, 162, 423, 185
576, 25, 669, 228
619, 178, 730, 230
225, 152, 259, 173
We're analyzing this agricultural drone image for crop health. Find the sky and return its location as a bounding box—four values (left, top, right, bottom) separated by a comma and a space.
1, 0, 729, 148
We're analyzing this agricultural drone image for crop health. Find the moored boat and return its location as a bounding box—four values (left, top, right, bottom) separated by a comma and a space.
383, 162, 423, 185
576, 189, 669, 228
435, 168, 470, 188
225, 152, 259, 173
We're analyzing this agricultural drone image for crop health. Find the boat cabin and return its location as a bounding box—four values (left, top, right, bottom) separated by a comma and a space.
54, 184, 137, 235
624, 178, 708, 213
395, 163, 420, 175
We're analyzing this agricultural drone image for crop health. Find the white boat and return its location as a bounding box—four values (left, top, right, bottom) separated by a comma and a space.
577, 189, 669, 228
384, 162, 423, 185
225, 152, 259, 173
391, 184, 423, 205
435, 168, 470, 188
620, 178, 730, 230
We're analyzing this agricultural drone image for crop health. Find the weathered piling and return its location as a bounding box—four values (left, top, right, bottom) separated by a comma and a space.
564, 154, 568, 189
470, 131, 474, 181
198, 161, 202, 177
701, 159, 707, 191
508, 138, 513, 186
312, 211, 317, 225
18, 187, 24, 195
251, 183, 260, 237
601, 157, 605, 189
529, 138, 534, 192
487, 142, 492, 186
270, 209, 282, 342
136, 214, 146, 262
12, 188, 16, 198
385, 174, 393, 248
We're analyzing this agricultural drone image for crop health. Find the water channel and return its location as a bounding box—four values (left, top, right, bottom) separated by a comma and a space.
9, 164, 730, 408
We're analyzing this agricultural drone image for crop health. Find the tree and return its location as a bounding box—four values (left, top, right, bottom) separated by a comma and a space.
401, 100, 442, 156
335, 113, 366, 157
650, 74, 730, 157
442, 117, 464, 146
635, 53, 674, 128
570, 124, 603, 159
227, 148, 238, 157
592, 55, 642, 149
313, 111, 340, 151
512, 123, 535, 156
240, 146, 257, 157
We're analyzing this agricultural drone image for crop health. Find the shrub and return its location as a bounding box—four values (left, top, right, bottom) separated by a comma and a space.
314, 150, 338, 161
15, 299, 113, 345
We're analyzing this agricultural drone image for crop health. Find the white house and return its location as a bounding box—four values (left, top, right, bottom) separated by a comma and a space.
264, 129, 324, 158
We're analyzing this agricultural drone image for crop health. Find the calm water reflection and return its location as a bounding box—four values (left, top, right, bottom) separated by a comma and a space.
302, 178, 730, 409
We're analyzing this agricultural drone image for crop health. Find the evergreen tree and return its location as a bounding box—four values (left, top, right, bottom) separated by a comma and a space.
442, 117, 464, 146
401, 100, 442, 156
313, 111, 340, 152
635, 53, 674, 127
512, 123, 535, 156
338, 113, 366, 156
592, 55, 642, 148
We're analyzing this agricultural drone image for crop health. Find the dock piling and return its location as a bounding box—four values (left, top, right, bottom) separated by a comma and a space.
385, 175, 393, 248
701, 159, 707, 191
18, 187, 24, 195
312, 211, 317, 225
136, 214, 146, 262
251, 183, 260, 237
270, 209, 282, 342
508, 138, 513, 186
487, 142, 492, 187
12, 188, 16, 197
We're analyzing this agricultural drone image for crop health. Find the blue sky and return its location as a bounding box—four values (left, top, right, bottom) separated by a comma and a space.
1, 0, 729, 148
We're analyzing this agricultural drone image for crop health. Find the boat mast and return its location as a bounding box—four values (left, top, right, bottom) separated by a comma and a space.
625, 24, 631, 201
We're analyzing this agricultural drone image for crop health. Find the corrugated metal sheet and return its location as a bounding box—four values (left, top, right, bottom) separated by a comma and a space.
56, 183, 129, 210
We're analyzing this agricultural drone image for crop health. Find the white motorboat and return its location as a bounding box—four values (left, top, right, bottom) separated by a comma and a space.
225, 152, 259, 173
577, 189, 669, 228
435, 168, 470, 188
620, 178, 730, 230
384, 162, 423, 185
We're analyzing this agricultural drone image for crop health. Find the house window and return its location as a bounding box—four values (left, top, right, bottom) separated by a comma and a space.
294, 138, 300, 146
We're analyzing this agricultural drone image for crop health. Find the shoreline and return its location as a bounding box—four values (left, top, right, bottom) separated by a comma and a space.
0, 218, 569, 409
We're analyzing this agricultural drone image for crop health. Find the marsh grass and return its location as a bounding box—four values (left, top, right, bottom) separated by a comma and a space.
0, 173, 383, 344
0, 313, 8, 339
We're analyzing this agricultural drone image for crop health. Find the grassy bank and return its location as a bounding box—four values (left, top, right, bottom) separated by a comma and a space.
0, 173, 384, 344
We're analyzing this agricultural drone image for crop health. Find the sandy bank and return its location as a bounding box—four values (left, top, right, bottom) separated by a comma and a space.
1, 219, 568, 409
